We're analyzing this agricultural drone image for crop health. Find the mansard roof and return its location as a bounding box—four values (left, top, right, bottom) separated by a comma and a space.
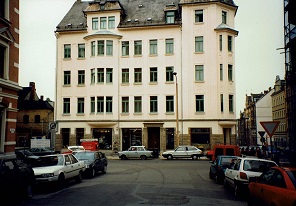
56, 0, 237, 32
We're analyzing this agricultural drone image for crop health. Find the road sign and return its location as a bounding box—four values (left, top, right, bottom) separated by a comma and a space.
260, 121, 280, 137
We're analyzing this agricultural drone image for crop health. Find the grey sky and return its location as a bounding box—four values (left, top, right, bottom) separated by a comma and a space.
19, 0, 285, 117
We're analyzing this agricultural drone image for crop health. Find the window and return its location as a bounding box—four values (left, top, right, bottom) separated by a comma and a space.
90, 97, 95, 113
122, 41, 129, 56
0, 43, 8, 79
149, 39, 157, 55
134, 68, 142, 83
64, 44, 71, 58
106, 96, 112, 113
23, 115, 29, 124
106, 68, 113, 83
108, 16, 115, 29
220, 94, 224, 112
122, 97, 129, 113
134, 40, 142, 55
196, 95, 204, 112
166, 39, 174, 54
106, 40, 113, 56
191, 128, 210, 144
150, 96, 158, 113
91, 69, 95, 84
150, 67, 157, 82
195, 10, 203, 23
219, 35, 222, 51
78, 44, 85, 58
166, 66, 174, 82
134, 96, 142, 113
64, 71, 71, 85
195, 36, 203, 52
97, 96, 104, 113
166, 11, 175, 23
77, 98, 84, 114
78, 70, 85, 85
122, 68, 129, 83
97, 68, 104, 83
100, 17, 107, 29
63, 98, 70, 114
0, 1, 5, 18
166, 96, 174, 112
229, 95, 233, 112
92, 17, 98, 30
228, 64, 233, 81
98, 40, 104, 55
91, 41, 96, 56
220, 64, 223, 81
195, 65, 204, 81
228, 36, 232, 52
222, 11, 227, 24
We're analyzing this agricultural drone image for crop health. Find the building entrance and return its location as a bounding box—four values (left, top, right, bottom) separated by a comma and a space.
93, 128, 112, 149
148, 127, 160, 149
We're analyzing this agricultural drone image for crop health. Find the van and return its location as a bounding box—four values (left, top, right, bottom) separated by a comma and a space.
211, 145, 241, 161
80, 139, 99, 151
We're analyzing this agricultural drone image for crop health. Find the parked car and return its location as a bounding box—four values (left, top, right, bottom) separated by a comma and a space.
74, 151, 107, 177
67, 146, 85, 154
162, 145, 203, 160
29, 147, 55, 156
224, 156, 277, 196
15, 149, 40, 166
118, 146, 153, 160
32, 154, 85, 188
211, 144, 241, 161
248, 166, 296, 206
0, 153, 35, 204
209, 155, 238, 184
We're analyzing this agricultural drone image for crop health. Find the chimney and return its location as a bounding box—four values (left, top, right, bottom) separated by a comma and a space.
29, 82, 36, 100
40, 95, 44, 101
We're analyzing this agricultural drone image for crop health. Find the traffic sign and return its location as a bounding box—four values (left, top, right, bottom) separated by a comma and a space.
260, 121, 280, 137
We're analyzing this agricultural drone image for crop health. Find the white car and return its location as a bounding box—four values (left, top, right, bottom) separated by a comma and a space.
162, 145, 203, 160
32, 154, 85, 188
118, 146, 153, 160
224, 156, 277, 196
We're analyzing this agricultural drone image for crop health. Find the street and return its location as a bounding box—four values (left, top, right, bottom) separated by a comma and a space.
20, 159, 247, 206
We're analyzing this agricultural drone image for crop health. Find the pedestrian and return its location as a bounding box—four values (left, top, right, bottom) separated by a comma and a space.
255, 147, 262, 158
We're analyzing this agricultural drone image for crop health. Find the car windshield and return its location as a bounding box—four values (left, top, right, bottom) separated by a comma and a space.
243, 160, 277, 172
287, 170, 296, 188
220, 157, 235, 165
75, 152, 94, 161
32, 155, 64, 167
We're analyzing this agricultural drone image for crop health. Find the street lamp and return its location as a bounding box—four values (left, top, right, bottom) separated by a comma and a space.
173, 72, 179, 147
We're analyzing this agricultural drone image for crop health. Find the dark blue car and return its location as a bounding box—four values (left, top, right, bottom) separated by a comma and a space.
209, 155, 238, 183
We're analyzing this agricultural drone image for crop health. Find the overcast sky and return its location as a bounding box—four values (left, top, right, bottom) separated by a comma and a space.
19, 0, 285, 117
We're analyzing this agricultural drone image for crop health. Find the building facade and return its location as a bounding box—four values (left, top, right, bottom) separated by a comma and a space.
55, 0, 238, 152
16, 82, 54, 149
0, 0, 22, 153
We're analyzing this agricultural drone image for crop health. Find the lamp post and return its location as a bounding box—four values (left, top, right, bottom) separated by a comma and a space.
173, 72, 179, 147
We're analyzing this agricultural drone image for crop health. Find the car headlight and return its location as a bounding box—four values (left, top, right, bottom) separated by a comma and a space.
41, 173, 54, 178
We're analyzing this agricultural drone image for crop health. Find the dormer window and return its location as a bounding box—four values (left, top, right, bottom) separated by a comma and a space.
166, 11, 175, 24
222, 11, 227, 24
100, 4, 105, 10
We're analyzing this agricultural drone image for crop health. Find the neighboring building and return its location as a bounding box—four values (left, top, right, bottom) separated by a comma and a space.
0, 0, 22, 153
16, 82, 54, 149
54, 0, 238, 152
271, 75, 287, 148
243, 93, 264, 146
255, 88, 273, 145
284, 0, 296, 152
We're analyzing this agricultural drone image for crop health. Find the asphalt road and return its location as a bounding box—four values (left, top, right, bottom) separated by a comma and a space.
20, 159, 247, 206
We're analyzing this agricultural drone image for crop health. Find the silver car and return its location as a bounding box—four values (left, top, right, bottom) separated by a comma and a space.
162, 145, 203, 160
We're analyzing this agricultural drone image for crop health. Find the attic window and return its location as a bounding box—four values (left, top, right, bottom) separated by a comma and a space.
147, 18, 152, 21
139, 4, 143, 8
134, 19, 139, 22
100, 4, 105, 10
165, 11, 175, 24
127, 19, 131, 22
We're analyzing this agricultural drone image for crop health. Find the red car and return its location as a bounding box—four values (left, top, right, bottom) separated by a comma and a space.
248, 166, 296, 206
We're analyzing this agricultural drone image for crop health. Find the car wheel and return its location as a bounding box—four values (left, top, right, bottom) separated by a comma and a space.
209, 171, 213, 179
234, 183, 240, 197
57, 174, 65, 189
140, 155, 147, 160
167, 155, 173, 160
192, 155, 198, 160
102, 165, 107, 174
90, 168, 96, 178
223, 178, 228, 188
120, 155, 127, 160
75, 172, 82, 183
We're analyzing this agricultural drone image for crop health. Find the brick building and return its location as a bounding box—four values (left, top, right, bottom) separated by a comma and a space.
0, 0, 22, 153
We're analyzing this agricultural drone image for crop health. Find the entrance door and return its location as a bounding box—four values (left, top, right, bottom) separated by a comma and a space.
148, 127, 160, 149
